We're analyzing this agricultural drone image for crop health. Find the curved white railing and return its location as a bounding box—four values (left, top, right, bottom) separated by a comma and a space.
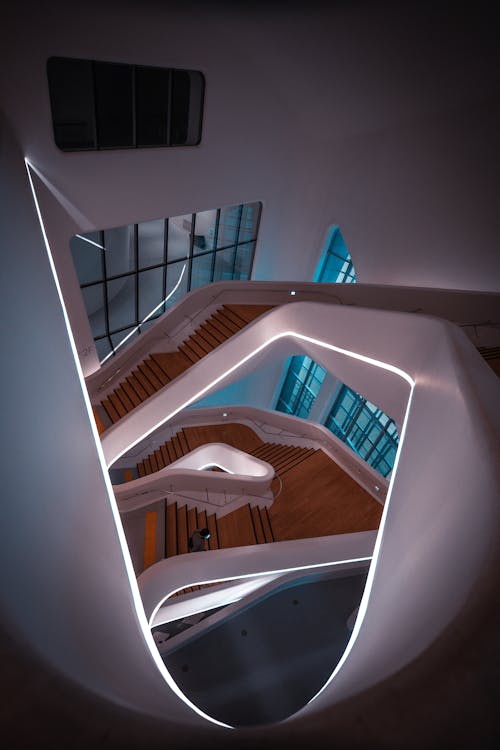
114, 404, 389, 503
114, 442, 274, 513
138, 531, 378, 625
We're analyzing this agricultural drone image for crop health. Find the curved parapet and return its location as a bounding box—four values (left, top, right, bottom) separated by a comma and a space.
115, 442, 274, 513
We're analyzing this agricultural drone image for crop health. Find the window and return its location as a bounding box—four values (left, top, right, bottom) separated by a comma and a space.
324, 385, 399, 477
275, 356, 327, 419
72, 202, 261, 363
315, 226, 356, 284
275, 225, 355, 417
47, 57, 204, 151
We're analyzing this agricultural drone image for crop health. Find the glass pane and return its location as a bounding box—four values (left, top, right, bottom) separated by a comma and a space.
135, 65, 169, 146
107, 276, 136, 332
138, 267, 163, 320
217, 205, 241, 248
213, 247, 236, 281
104, 225, 135, 278
190, 252, 213, 290
167, 214, 192, 262
47, 57, 96, 151
111, 327, 139, 350
82, 284, 106, 338
165, 260, 189, 309
193, 209, 218, 254
238, 202, 261, 243
138, 219, 164, 269
70, 232, 103, 285
95, 337, 112, 362
233, 241, 255, 280
94, 62, 134, 148
184, 71, 205, 146
170, 69, 190, 145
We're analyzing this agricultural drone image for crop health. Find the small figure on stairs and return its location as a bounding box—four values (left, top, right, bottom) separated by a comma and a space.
188, 527, 211, 552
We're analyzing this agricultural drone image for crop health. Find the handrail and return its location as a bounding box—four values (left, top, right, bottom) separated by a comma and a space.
117, 469, 283, 515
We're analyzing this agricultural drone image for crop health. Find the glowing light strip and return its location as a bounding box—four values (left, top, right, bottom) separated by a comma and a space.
24, 159, 231, 730
100, 263, 187, 365
107, 329, 414, 467
75, 233, 106, 250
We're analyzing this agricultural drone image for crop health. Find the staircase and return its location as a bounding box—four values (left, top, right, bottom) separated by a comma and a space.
96, 304, 274, 430
160, 500, 274, 596
135, 424, 317, 480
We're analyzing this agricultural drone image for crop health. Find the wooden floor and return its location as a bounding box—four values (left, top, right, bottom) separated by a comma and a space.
269, 449, 382, 541
174, 422, 382, 540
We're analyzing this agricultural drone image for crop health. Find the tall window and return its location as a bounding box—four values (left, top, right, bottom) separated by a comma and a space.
275, 356, 327, 419
72, 202, 261, 362
324, 386, 399, 477
275, 225, 355, 417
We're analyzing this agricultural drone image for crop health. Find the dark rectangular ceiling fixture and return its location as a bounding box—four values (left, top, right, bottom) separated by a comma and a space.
47, 57, 205, 151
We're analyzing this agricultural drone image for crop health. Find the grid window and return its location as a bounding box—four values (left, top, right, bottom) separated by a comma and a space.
275, 356, 327, 419
315, 226, 356, 285
47, 57, 205, 151
72, 202, 262, 363
325, 385, 399, 477
275, 226, 356, 418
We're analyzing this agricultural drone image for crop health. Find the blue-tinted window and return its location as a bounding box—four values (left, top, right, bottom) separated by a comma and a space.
275, 356, 327, 419
315, 226, 356, 284
275, 226, 355, 417
325, 385, 399, 477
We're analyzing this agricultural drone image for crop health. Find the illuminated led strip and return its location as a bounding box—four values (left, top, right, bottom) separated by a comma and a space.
26, 158, 415, 728
100, 263, 187, 365
25, 159, 232, 730
75, 233, 106, 250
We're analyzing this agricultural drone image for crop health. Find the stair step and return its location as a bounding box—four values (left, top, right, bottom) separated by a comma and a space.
217, 504, 256, 548
201, 319, 228, 345
210, 310, 240, 336
145, 356, 170, 386
251, 506, 266, 544
137, 361, 163, 391
108, 391, 128, 418
178, 430, 190, 455
260, 506, 275, 543
114, 385, 135, 412
131, 367, 156, 396
165, 502, 177, 557
151, 351, 191, 381
207, 514, 219, 550
160, 443, 171, 467
179, 342, 202, 364
126, 374, 149, 401
143, 511, 157, 570
121, 379, 142, 408
278, 448, 317, 475
195, 325, 221, 350
177, 505, 189, 555
185, 335, 210, 358
154, 448, 165, 470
